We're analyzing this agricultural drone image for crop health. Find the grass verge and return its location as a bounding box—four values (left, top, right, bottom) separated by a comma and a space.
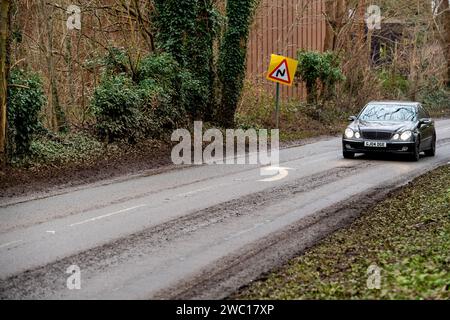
234, 165, 450, 300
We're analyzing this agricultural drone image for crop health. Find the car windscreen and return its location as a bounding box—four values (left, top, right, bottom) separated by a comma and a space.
359, 105, 417, 121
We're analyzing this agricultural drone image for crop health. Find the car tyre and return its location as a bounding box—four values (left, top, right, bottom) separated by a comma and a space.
424, 135, 436, 157
410, 142, 420, 162
343, 151, 355, 159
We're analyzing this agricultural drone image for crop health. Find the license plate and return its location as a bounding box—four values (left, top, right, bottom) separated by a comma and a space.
364, 141, 387, 148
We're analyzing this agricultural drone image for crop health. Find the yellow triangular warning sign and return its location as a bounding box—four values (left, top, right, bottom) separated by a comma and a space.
266, 54, 299, 86
269, 60, 290, 84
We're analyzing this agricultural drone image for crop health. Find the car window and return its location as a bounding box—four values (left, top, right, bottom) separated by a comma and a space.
417, 107, 426, 119
419, 105, 430, 118
359, 104, 417, 121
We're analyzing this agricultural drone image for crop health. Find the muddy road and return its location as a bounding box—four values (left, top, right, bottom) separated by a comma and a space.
1, 119, 450, 299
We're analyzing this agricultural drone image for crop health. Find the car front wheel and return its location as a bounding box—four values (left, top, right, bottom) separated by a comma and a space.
424, 135, 436, 157
410, 141, 420, 162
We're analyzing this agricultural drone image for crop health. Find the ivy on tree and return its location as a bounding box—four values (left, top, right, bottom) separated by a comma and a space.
218, 0, 256, 127
153, 0, 220, 120
7, 69, 46, 156
153, 0, 256, 126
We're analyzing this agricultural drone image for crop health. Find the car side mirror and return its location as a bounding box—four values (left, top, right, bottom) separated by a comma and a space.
348, 116, 357, 121
419, 118, 432, 126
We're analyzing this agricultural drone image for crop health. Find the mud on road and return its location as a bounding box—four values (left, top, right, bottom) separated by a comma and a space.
0, 160, 447, 299
1, 120, 449, 299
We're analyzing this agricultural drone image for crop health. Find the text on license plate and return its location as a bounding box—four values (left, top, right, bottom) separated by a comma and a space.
364, 141, 387, 148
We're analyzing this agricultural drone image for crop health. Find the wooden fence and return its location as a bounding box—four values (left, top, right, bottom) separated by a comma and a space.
246, 0, 327, 99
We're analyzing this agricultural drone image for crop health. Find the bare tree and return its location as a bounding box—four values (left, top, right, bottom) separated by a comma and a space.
323, 0, 347, 51
436, 0, 450, 86
0, 0, 11, 165
38, 1, 66, 132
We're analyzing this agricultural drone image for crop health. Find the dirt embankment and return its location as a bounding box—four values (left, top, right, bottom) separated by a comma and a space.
0, 140, 174, 200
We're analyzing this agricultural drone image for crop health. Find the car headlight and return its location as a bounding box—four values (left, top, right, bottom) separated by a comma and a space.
355, 132, 361, 139
344, 128, 354, 139
392, 133, 400, 140
400, 131, 412, 141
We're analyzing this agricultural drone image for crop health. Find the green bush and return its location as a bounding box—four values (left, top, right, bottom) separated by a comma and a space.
136, 53, 179, 86
235, 81, 274, 129
91, 74, 143, 142
178, 70, 206, 120
137, 78, 172, 135
137, 53, 195, 132
7, 69, 46, 156
296, 51, 344, 104
138, 53, 205, 124
92, 52, 202, 142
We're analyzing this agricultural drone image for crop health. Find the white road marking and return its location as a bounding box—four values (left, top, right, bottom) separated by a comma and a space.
177, 186, 215, 198
0, 239, 23, 249
259, 166, 292, 182
46, 231, 56, 234
176, 182, 229, 198
69, 205, 146, 227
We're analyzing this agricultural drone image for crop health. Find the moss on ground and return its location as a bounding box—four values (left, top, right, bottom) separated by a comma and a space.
235, 165, 450, 300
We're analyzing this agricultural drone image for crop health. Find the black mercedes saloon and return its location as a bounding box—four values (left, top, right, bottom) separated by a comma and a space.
342, 101, 436, 161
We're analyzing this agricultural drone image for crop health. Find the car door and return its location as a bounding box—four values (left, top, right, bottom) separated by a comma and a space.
417, 105, 432, 149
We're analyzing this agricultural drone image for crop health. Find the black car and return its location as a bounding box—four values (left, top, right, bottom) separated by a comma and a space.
342, 101, 436, 161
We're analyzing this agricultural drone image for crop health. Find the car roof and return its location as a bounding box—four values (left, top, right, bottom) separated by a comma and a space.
368, 101, 420, 106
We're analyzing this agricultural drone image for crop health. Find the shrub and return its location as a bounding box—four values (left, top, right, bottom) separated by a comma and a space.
296, 51, 344, 104
7, 69, 46, 156
8, 132, 103, 168
136, 53, 179, 86
138, 53, 204, 124
137, 53, 192, 132
178, 70, 206, 120
137, 78, 171, 135
92, 52, 200, 142
91, 74, 143, 142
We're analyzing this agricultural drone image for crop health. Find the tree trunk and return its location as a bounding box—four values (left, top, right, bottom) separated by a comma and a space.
438, 0, 450, 87
323, 0, 336, 51
218, 0, 254, 127
323, 0, 346, 51
0, 0, 11, 165
40, 2, 66, 132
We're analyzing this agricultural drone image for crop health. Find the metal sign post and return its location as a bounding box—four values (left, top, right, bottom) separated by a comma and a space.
275, 82, 280, 129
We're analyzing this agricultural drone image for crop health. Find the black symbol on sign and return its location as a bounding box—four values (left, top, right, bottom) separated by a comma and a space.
276, 69, 286, 77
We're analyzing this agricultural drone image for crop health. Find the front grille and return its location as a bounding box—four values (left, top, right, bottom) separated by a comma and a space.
361, 131, 392, 140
